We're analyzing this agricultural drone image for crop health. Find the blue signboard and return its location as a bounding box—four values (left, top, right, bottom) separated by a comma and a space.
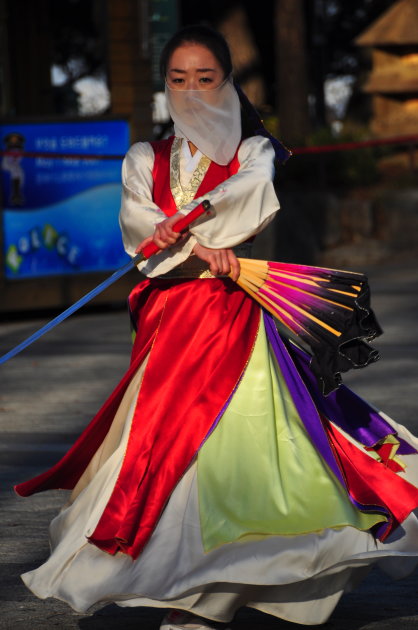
1, 120, 130, 279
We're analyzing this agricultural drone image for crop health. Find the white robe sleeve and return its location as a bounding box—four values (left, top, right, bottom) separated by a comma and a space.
119, 142, 199, 277
119, 136, 280, 278
187, 136, 280, 248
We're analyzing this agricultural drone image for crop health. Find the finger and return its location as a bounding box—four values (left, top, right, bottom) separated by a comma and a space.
162, 234, 178, 245
166, 224, 181, 238
220, 250, 231, 276
177, 231, 190, 245
160, 224, 179, 240
153, 235, 170, 250
228, 251, 240, 282
208, 254, 219, 276
154, 226, 177, 246
163, 215, 182, 234
135, 235, 153, 254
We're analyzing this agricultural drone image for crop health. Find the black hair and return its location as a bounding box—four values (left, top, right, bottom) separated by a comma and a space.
160, 25, 232, 79
233, 80, 292, 164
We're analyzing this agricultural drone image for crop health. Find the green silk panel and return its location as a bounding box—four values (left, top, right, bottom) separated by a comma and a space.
197, 320, 385, 552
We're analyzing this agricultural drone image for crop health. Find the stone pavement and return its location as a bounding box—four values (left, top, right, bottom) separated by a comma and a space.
1, 264, 418, 629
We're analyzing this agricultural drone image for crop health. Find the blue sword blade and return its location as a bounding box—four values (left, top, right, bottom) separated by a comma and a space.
0, 252, 144, 365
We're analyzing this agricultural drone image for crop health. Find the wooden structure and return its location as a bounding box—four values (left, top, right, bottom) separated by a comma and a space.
218, 7, 265, 108
355, 0, 418, 137
107, 0, 154, 144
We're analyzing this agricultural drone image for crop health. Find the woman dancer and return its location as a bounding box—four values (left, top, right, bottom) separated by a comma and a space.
15, 25, 418, 630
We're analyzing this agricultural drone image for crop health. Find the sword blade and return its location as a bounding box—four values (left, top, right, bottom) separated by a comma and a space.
0, 252, 144, 365
0, 199, 212, 365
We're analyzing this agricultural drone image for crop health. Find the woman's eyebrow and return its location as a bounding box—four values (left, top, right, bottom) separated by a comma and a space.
169, 68, 216, 73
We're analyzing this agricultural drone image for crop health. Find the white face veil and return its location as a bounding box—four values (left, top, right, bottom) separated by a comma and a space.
165, 76, 242, 165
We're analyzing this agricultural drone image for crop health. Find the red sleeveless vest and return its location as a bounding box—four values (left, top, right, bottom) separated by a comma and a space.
150, 136, 240, 215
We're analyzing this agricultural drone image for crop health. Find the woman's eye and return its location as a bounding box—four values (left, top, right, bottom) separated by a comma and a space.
199, 77, 212, 83
172, 78, 184, 84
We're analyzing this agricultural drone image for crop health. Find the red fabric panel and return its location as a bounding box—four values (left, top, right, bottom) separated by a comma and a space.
150, 137, 177, 215
325, 420, 418, 540
88, 278, 260, 557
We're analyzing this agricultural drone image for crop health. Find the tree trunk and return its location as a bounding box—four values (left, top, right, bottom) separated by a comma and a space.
275, 0, 311, 146
7, 0, 54, 115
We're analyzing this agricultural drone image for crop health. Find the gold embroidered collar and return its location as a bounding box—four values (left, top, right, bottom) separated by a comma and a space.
170, 137, 211, 210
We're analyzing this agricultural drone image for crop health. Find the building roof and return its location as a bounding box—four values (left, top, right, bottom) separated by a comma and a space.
364, 76, 418, 93
363, 54, 418, 92
356, 0, 418, 47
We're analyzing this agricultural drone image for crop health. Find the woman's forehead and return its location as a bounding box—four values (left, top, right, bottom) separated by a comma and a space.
168, 43, 221, 71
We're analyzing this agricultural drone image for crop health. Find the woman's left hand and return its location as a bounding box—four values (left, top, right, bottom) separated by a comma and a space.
193, 243, 240, 281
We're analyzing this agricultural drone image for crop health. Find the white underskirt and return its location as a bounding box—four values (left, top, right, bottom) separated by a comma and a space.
22, 370, 418, 626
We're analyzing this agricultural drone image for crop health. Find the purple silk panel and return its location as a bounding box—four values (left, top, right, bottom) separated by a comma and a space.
263, 312, 346, 486
283, 334, 416, 455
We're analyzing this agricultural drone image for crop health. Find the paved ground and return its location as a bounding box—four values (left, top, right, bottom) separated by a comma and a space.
1, 263, 418, 629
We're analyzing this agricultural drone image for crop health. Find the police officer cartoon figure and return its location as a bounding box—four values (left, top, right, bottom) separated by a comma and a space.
2, 133, 26, 206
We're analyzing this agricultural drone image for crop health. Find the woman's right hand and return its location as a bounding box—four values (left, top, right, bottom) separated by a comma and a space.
193, 243, 240, 281
135, 235, 157, 255
135, 213, 185, 254
152, 214, 183, 249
